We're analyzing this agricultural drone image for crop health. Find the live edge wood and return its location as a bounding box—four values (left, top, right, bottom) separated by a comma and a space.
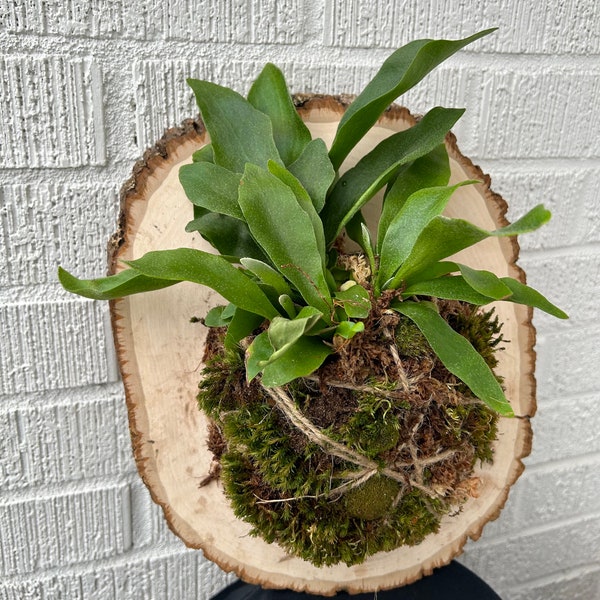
108, 96, 536, 595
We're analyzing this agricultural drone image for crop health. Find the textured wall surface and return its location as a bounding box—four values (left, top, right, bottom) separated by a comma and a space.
1, 1, 599, 598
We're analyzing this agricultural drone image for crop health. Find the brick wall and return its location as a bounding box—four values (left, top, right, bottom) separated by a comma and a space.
1, 1, 598, 598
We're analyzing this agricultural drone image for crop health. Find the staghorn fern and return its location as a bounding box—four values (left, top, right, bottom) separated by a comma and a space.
59, 28, 566, 418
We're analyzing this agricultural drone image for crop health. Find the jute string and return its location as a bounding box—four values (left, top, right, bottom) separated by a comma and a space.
263, 384, 455, 501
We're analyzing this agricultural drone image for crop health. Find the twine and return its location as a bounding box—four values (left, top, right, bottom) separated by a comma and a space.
263, 384, 453, 500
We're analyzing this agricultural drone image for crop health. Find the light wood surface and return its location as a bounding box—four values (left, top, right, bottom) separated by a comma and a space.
109, 97, 535, 594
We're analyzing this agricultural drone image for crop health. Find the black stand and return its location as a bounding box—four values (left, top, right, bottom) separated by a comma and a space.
212, 561, 502, 600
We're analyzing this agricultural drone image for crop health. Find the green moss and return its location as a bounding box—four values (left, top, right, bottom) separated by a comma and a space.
449, 307, 504, 370
222, 401, 334, 496
339, 394, 399, 458
344, 475, 400, 520
395, 314, 432, 358
197, 347, 249, 420
221, 450, 443, 566
445, 403, 498, 464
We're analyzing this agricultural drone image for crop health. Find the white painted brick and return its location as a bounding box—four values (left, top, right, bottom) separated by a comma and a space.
0, 299, 110, 394
580, 179, 600, 245
0, 183, 119, 287
0, 412, 22, 490
492, 168, 598, 251
0, 0, 304, 43
461, 514, 600, 588
517, 249, 600, 328
535, 325, 600, 399
130, 479, 183, 548
511, 460, 600, 529
0, 386, 133, 491
466, 426, 600, 543
155, 0, 304, 44
0, 484, 131, 576
0, 56, 105, 168
507, 568, 600, 600
117, 552, 200, 598
324, 0, 600, 55
0, 552, 234, 600
528, 394, 600, 465
473, 68, 600, 159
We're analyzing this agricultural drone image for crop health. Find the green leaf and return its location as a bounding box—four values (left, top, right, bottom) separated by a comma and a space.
497, 205, 553, 236
125, 248, 278, 319
378, 181, 477, 288
402, 275, 495, 305
179, 162, 242, 219
387, 205, 552, 288
238, 164, 332, 318
392, 301, 513, 416
247, 63, 312, 165
58, 266, 177, 301
328, 29, 496, 170
287, 139, 336, 213
335, 283, 371, 319
278, 294, 297, 319
378, 144, 450, 251
187, 78, 281, 172
245, 330, 333, 386
185, 210, 267, 260
268, 308, 323, 355
401, 270, 568, 319
336, 321, 365, 340
267, 160, 326, 262
500, 277, 568, 319
192, 143, 214, 163
240, 258, 293, 296
261, 335, 333, 387
221, 303, 237, 321
204, 305, 230, 327
458, 264, 512, 300
224, 308, 265, 350
345, 213, 377, 278
321, 106, 465, 244
245, 331, 273, 381
414, 261, 460, 280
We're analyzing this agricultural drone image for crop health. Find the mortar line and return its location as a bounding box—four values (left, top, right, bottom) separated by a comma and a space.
505, 562, 600, 592
475, 157, 600, 171
0, 382, 125, 412
468, 510, 600, 548
523, 451, 600, 474
518, 242, 600, 260
2, 31, 600, 65
0, 472, 139, 504
0, 543, 197, 586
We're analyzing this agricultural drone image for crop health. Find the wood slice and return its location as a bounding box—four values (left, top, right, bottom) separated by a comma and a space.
109, 96, 535, 594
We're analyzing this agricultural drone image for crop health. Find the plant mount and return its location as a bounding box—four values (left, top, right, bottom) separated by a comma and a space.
59, 30, 566, 592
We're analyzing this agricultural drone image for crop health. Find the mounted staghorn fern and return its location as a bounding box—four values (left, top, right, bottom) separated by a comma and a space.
59, 28, 567, 570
